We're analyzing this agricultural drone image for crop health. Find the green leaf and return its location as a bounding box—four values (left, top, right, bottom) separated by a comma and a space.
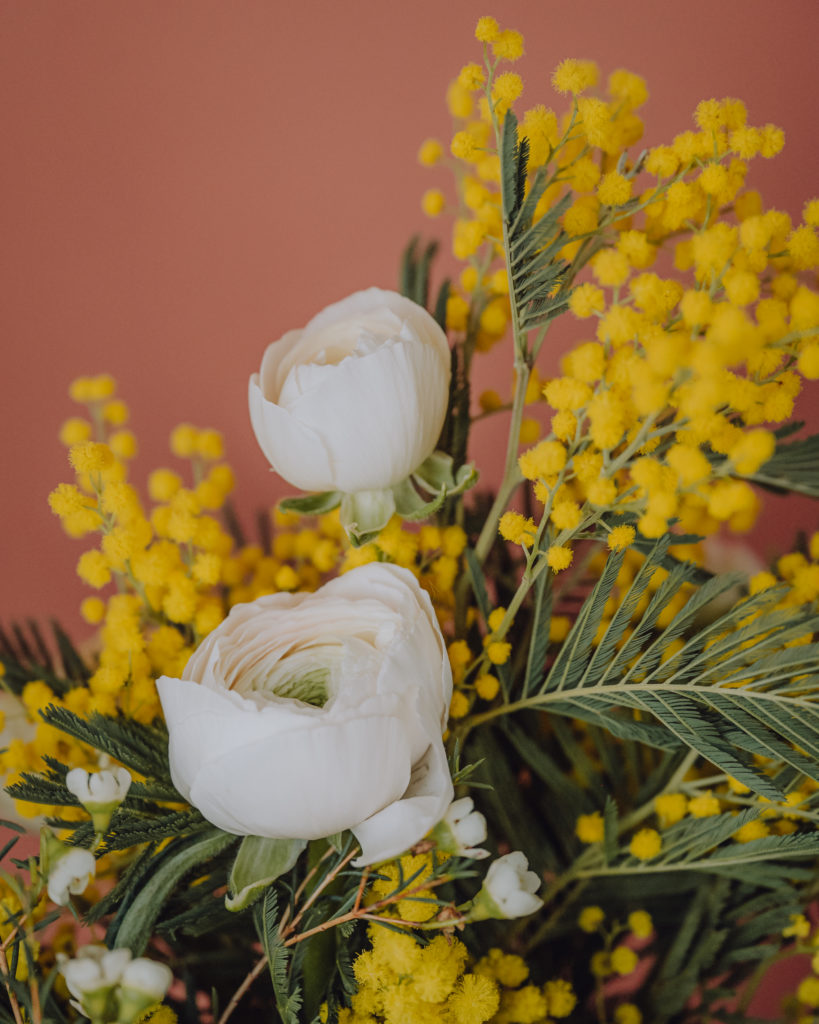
602, 795, 618, 865
465, 549, 511, 698
648, 880, 730, 1019
543, 545, 628, 694
0, 619, 89, 694
391, 478, 446, 521
464, 548, 492, 623
112, 829, 238, 954
432, 279, 450, 333
500, 110, 522, 221
504, 540, 819, 800
522, 567, 552, 698
39, 707, 174, 786
226, 836, 306, 912
260, 888, 302, 1024
398, 236, 439, 310
399, 236, 419, 300
744, 431, 819, 498
279, 491, 341, 516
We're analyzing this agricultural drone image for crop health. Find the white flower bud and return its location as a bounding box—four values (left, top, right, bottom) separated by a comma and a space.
66, 766, 132, 806
66, 767, 131, 833
472, 850, 543, 920
47, 846, 96, 906
58, 945, 131, 1019
248, 288, 451, 496
432, 797, 489, 859
116, 958, 174, 1024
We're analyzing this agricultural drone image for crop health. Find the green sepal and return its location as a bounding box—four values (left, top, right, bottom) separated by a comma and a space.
226, 835, 307, 912
279, 491, 341, 516
391, 478, 446, 521
325, 831, 345, 853
467, 885, 504, 922
339, 489, 396, 547
389, 452, 478, 524
412, 451, 478, 496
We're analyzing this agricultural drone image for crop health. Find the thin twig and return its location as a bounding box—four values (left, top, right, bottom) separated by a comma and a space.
353, 866, 370, 914
292, 844, 336, 907
215, 954, 268, 1024
283, 871, 459, 948
28, 967, 42, 1024
0, 950, 26, 1024
284, 848, 358, 937
359, 911, 467, 930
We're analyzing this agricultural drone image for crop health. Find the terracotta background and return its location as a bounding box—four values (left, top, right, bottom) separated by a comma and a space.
1, 1, 818, 1012
2, 0, 818, 638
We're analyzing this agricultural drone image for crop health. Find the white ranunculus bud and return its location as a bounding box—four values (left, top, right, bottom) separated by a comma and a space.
248, 287, 450, 496
47, 845, 96, 907
115, 958, 174, 1024
157, 563, 453, 867
66, 766, 132, 833
471, 851, 543, 920
58, 944, 131, 1020
432, 797, 489, 859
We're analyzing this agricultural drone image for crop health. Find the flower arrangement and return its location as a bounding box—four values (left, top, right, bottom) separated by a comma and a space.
3, 13, 819, 1024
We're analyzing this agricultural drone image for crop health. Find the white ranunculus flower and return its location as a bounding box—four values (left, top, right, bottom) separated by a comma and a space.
473, 851, 543, 920
248, 288, 450, 495
157, 563, 453, 866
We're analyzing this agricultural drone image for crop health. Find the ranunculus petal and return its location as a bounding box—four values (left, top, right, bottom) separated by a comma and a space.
249, 375, 335, 493
277, 338, 448, 492
186, 705, 412, 838
351, 733, 453, 866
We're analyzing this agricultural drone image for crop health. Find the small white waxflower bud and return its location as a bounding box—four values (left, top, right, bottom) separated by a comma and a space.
47, 845, 96, 907
58, 944, 131, 1020
66, 766, 132, 833
115, 957, 174, 1024
471, 850, 543, 920
432, 797, 489, 859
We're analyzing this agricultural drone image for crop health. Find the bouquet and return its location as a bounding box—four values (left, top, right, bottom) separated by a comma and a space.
3, 14, 819, 1024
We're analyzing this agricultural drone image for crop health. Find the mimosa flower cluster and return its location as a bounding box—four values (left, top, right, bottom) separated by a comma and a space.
420, 16, 819, 581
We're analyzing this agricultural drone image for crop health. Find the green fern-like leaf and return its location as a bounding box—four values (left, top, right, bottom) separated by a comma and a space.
497, 111, 573, 342
39, 706, 173, 784
258, 888, 303, 1024
742, 431, 819, 498
510, 541, 819, 800
110, 829, 238, 954
0, 619, 89, 694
